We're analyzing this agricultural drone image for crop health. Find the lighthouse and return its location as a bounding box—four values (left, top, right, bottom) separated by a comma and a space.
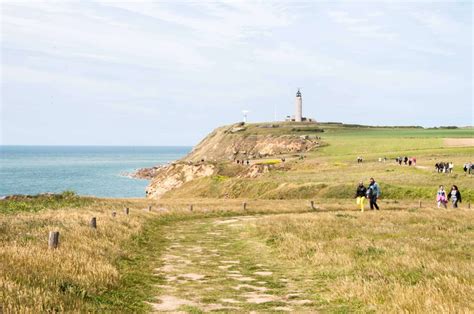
295, 88, 302, 122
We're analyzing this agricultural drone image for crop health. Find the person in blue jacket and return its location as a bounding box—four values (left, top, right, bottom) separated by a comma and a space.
366, 177, 381, 210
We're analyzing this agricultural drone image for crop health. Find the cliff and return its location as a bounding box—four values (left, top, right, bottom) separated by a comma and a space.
184, 122, 322, 162
144, 122, 323, 198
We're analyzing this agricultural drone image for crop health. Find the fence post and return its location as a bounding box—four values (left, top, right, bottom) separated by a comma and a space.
148, 205, 152, 212
90, 217, 97, 229
243, 202, 247, 210
48, 231, 59, 249
468, 202, 471, 209
124, 207, 129, 215
419, 200, 422, 208
189, 204, 193, 211
112, 211, 116, 218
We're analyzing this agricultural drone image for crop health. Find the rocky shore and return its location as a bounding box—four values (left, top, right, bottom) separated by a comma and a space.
128, 165, 167, 180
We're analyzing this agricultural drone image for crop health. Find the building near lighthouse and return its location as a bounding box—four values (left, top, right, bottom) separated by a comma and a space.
286, 88, 314, 122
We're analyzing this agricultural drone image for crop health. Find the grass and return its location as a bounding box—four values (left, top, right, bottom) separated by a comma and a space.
0, 191, 95, 214
2, 196, 473, 311
0, 197, 161, 312
255, 159, 281, 165
251, 209, 474, 312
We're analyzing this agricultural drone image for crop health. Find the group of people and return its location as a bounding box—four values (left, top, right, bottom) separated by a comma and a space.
236, 159, 250, 165
396, 156, 417, 166
355, 180, 465, 211
436, 185, 462, 208
463, 162, 473, 174
354, 178, 381, 212
435, 162, 454, 173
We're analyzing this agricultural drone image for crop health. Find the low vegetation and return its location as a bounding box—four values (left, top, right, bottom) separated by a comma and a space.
0, 191, 95, 214
251, 209, 474, 312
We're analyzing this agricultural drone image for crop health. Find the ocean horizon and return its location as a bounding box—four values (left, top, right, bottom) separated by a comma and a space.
0, 145, 192, 198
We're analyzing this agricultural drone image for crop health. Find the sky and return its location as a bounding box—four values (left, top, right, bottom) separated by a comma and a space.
1, 1, 472, 146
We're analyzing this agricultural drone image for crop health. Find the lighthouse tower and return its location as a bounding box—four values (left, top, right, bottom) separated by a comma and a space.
295, 88, 302, 122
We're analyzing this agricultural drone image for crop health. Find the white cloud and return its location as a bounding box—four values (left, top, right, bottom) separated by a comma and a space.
327, 9, 398, 40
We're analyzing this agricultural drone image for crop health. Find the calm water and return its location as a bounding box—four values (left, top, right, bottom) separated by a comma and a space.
0, 146, 191, 198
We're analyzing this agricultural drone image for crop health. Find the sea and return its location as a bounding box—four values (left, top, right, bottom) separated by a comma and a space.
0, 146, 191, 198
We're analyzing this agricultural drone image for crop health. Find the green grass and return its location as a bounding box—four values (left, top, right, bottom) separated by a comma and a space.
0, 191, 95, 214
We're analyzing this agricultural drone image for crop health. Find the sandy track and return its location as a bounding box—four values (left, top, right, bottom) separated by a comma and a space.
444, 138, 474, 147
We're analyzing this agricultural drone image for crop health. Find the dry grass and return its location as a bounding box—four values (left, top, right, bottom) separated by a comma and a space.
0, 198, 159, 312
252, 208, 474, 312
0, 197, 319, 312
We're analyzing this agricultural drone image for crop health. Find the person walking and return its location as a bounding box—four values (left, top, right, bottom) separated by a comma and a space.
367, 177, 381, 210
447, 185, 462, 208
436, 185, 448, 209
355, 181, 367, 212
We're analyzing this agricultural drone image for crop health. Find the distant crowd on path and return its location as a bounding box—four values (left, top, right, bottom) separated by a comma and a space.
436, 185, 462, 208
463, 162, 474, 174
354, 178, 381, 212
396, 156, 417, 166
435, 162, 454, 173
236, 159, 250, 166
431, 161, 473, 174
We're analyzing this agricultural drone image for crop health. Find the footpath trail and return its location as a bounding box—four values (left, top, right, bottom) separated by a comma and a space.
149, 215, 318, 312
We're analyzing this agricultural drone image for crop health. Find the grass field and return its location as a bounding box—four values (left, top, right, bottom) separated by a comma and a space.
1, 124, 473, 312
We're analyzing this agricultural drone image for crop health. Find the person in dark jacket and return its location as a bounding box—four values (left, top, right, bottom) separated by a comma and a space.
447, 185, 462, 208
355, 181, 367, 212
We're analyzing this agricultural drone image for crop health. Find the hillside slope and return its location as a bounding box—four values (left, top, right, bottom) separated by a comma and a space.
145, 122, 324, 198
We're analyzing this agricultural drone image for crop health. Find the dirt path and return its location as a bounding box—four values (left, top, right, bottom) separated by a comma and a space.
444, 138, 474, 147
149, 215, 318, 312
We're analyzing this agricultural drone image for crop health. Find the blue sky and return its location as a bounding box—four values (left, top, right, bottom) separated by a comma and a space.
1, 1, 472, 145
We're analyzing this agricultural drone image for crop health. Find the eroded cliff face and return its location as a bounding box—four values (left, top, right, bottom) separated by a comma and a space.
184, 124, 321, 162
145, 163, 216, 199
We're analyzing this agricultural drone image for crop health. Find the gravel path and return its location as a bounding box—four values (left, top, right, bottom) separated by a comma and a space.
149, 215, 317, 312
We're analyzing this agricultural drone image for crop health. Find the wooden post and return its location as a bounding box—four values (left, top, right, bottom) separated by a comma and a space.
112, 211, 116, 218
48, 231, 59, 249
243, 202, 247, 210
148, 205, 152, 212
468, 202, 471, 209
419, 200, 422, 208
90, 217, 97, 229
189, 204, 193, 211
124, 207, 129, 215
310, 200, 316, 210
